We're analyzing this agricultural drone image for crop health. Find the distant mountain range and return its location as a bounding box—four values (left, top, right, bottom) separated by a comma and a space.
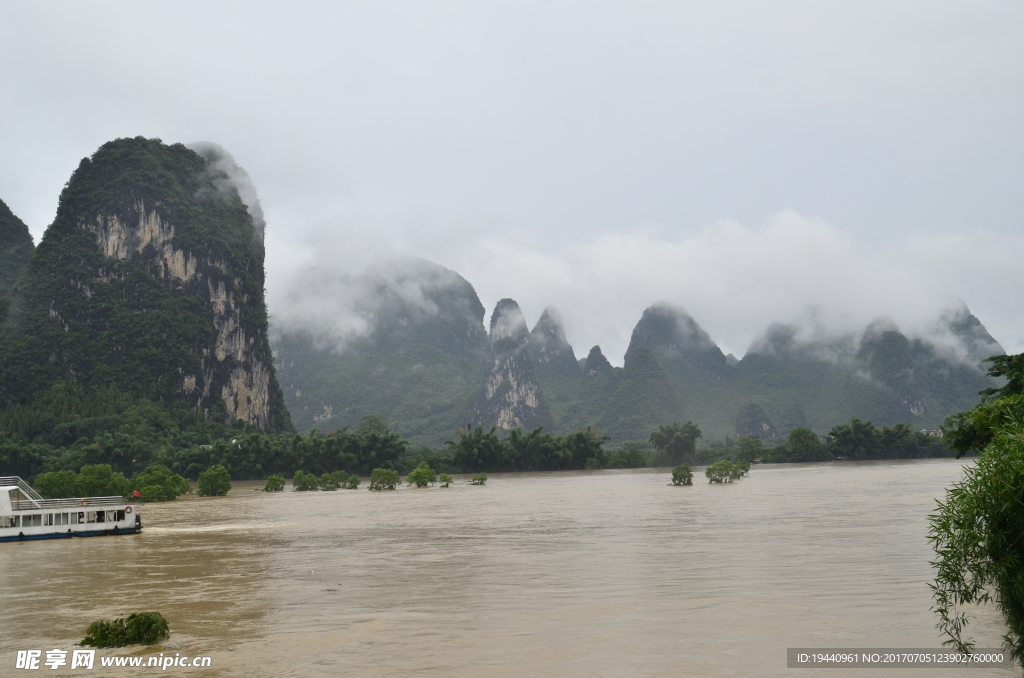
272, 258, 1002, 445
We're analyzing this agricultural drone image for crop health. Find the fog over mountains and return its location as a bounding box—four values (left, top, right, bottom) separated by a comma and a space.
272, 258, 1002, 445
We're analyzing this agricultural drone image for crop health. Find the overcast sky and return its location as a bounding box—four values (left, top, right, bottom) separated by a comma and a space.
2, 2, 1022, 361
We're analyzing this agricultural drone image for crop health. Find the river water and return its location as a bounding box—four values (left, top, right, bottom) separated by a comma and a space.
0, 459, 1015, 677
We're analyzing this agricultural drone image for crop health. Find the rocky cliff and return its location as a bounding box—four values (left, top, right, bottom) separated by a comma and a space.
473, 299, 551, 430
527, 307, 581, 426
0, 137, 291, 431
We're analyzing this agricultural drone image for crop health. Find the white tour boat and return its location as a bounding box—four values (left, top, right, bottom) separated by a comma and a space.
0, 476, 142, 542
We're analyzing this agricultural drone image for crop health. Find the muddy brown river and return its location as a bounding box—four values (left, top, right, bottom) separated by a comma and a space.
0, 459, 1014, 676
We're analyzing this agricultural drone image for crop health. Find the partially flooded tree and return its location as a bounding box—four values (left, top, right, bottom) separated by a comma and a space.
369, 468, 400, 491
292, 470, 319, 491
317, 471, 350, 491
671, 464, 692, 486
470, 473, 487, 485
264, 475, 285, 492
81, 612, 170, 648
438, 473, 453, 488
129, 465, 192, 502
196, 464, 231, 497
406, 462, 437, 487
705, 460, 743, 484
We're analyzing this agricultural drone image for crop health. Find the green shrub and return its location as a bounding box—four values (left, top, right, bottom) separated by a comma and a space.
292, 470, 319, 491
671, 464, 693, 486
369, 468, 400, 491
34, 470, 80, 499
264, 475, 285, 492
931, 426, 1024, 662
344, 474, 361, 489
438, 473, 453, 488
470, 473, 487, 485
81, 612, 169, 648
319, 472, 341, 491
76, 464, 130, 498
129, 465, 191, 502
196, 464, 231, 497
705, 460, 743, 484
406, 462, 437, 487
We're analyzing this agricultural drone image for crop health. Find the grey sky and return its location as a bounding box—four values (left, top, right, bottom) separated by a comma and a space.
2, 1, 1022, 361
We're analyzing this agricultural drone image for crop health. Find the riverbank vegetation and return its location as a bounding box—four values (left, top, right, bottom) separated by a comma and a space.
930, 353, 1024, 666
0, 381, 957, 487
34, 463, 192, 501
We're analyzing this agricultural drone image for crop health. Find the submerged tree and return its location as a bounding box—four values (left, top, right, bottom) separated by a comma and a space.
197, 464, 231, 497
81, 612, 170, 648
406, 462, 437, 487
129, 465, 192, 502
369, 468, 400, 491
705, 460, 744, 484
292, 470, 319, 491
264, 475, 285, 492
671, 464, 692, 486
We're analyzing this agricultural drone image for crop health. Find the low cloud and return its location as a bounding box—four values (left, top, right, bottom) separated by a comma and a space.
267, 209, 1023, 365
270, 257, 481, 352
188, 142, 266, 243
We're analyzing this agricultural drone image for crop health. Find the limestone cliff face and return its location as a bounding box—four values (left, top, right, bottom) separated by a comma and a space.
474, 299, 550, 430
528, 307, 576, 366
0, 137, 291, 431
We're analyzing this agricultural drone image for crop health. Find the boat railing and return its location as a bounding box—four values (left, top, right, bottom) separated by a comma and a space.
10, 496, 127, 511
0, 476, 44, 501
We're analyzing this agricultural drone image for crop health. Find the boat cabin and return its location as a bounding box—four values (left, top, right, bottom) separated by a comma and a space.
0, 476, 142, 542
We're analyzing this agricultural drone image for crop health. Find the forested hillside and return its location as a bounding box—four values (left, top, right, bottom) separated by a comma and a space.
0, 198, 34, 299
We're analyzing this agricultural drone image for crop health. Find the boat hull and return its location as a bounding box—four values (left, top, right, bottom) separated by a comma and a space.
0, 525, 142, 542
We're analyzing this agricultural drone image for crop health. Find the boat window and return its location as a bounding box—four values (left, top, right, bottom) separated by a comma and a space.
59, 512, 69, 525
86, 511, 97, 524
25, 514, 42, 527
105, 511, 116, 523
44, 514, 53, 526
71, 512, 80, 524
0, 516, 18, 528
116, 510, 125, 521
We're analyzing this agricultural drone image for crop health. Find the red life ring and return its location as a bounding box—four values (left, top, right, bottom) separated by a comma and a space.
125, 506, 132, 514
80, 499, 89, 507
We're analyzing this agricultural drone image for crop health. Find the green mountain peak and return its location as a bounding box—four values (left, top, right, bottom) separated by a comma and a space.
0, 136, 290, 431
0, 198, 34, 299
